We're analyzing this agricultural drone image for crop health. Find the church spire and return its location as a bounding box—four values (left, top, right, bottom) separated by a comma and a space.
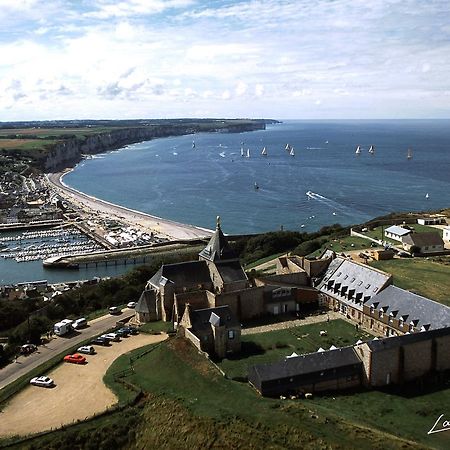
199, 216, 238, 262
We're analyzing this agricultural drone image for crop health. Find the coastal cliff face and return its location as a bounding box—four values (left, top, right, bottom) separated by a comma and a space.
43, 122, 265, 172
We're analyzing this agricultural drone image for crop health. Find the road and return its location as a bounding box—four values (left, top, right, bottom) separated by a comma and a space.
0, 310, 134, 391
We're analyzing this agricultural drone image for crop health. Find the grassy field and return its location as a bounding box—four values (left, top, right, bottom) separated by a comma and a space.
0, 127, 119, 138
309, 234, 373, 257
363, 223, 442, 243
0, 139, 54, 150
369, 257, 450, 306
219, 319, 373, 379
103, 337, 418, 449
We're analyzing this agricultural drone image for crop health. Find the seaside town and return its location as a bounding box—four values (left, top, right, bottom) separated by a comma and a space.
1, 143, 450, 447
2, 0, 450, 447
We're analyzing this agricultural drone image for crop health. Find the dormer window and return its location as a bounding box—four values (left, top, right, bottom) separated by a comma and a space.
357, 281, 363, 286
365, 284, 371, 289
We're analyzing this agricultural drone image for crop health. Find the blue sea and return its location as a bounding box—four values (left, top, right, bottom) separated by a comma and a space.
65, 120, 450, 234
2, 120, 450, 284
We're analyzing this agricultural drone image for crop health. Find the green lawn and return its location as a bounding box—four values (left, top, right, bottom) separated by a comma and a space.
103, 337, 416, 449
309, 235, 372, 257
363, 223, 442, 244
369, 258, 450, 306
219, 319, 373, 379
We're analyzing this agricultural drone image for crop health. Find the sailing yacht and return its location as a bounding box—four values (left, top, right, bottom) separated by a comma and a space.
240, 148, 244, 157
192, 140, 195, 149
425, 193, 429, 199
254, 182, 259, 190
289, 147, 295, 156
407, 148, 413, 160
355, 145, 361, 155
368, 145, 375, 155
246, 149, 250, 158
285, 143, 291, 151
261, 147, 267, 156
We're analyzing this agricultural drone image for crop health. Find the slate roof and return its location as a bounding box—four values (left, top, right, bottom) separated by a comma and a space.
385, 225, 411, 237
136, 290, 157, 314
199, 221, 238, 262
366, 285, 450, 331
317, 257, 392, 310
249, 347, 361, 382
402, 232, 444, 247
149, 260, 212, 288
189, 305, 240, 333
364, 325, 450, 352
215, 261, 247, 283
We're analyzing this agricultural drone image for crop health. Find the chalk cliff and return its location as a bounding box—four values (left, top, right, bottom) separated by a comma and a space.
43, 122, 265, 171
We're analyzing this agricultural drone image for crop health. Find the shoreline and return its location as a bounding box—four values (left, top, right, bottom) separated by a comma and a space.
46, 167, 213, 241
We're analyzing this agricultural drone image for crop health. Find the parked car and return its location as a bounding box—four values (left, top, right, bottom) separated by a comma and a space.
73, 318, 88, 329
64, 353, 87, 364
115, 328, 130, 337
91, 337, 110, 346
109, 306, 121, 315
30, 376, 54, 388
77, 345, 95, 355
398, 251, 413, 258
122, 326, 139, 335
127, 301, 137, 309
101, 333, 120, 342
20, 344, 37, 355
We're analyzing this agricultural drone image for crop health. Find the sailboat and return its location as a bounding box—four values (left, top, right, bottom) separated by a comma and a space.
192, 140, 195, 149
240, 147, 244, 157
407, 148, 413, 160
261, 147, 267, 156
285, 143, 291, 151
289, 147, 295, 156
355, 145, 361, 155
368, 145, 375, 155
246, 149, 250, 158
254, 182, 259, 190
425, 193, 429, 199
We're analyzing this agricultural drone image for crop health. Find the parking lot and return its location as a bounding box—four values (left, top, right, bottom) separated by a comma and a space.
0, 332, 167, 437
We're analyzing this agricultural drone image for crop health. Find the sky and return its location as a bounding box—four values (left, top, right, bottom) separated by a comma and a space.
0, 0, 449, 120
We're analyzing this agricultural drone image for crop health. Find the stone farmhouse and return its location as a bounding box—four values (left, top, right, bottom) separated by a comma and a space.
249, 326, 450, 396
401, 232, 444, 254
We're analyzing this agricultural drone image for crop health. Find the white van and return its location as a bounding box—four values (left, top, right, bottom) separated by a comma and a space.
109, 306, 121, 315
73, 318, 87, 329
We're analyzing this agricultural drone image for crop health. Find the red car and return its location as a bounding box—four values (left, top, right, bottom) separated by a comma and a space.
63, 353, 86, 364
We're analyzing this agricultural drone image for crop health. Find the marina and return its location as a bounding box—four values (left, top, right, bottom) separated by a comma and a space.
0, 228, 104, 263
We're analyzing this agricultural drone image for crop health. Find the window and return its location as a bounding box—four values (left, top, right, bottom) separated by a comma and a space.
350, 278, 355, 283
344, 275, 348, 280
228, 330, 235, 339
379, 310, 383, 319
365, 284, 371, 289
373, 287, 378, 293
357, 281, 363, 286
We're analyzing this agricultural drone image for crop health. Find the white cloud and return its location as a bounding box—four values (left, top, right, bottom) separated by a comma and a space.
1, 0, 450, 119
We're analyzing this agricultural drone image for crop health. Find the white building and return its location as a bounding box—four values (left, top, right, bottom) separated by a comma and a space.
384, 225, 412, 242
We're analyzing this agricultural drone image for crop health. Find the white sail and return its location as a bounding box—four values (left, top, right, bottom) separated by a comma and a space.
355, 145, 361, 155
254, 182, 259, 190
290, 147, 295, 156
368, 145, 375, 154
425, 193, 429, 199
240, 148, 244, 157
261, 147, 267, 156
407, 148, 413, 160
192, 140, 195, 149
246, 149, 250, 158
285, 143, 290, 151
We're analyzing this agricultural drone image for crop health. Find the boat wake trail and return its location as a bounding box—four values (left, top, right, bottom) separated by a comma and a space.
305, 191, 363, 217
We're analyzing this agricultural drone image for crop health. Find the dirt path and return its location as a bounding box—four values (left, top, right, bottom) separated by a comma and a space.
0, 333, 167, 437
